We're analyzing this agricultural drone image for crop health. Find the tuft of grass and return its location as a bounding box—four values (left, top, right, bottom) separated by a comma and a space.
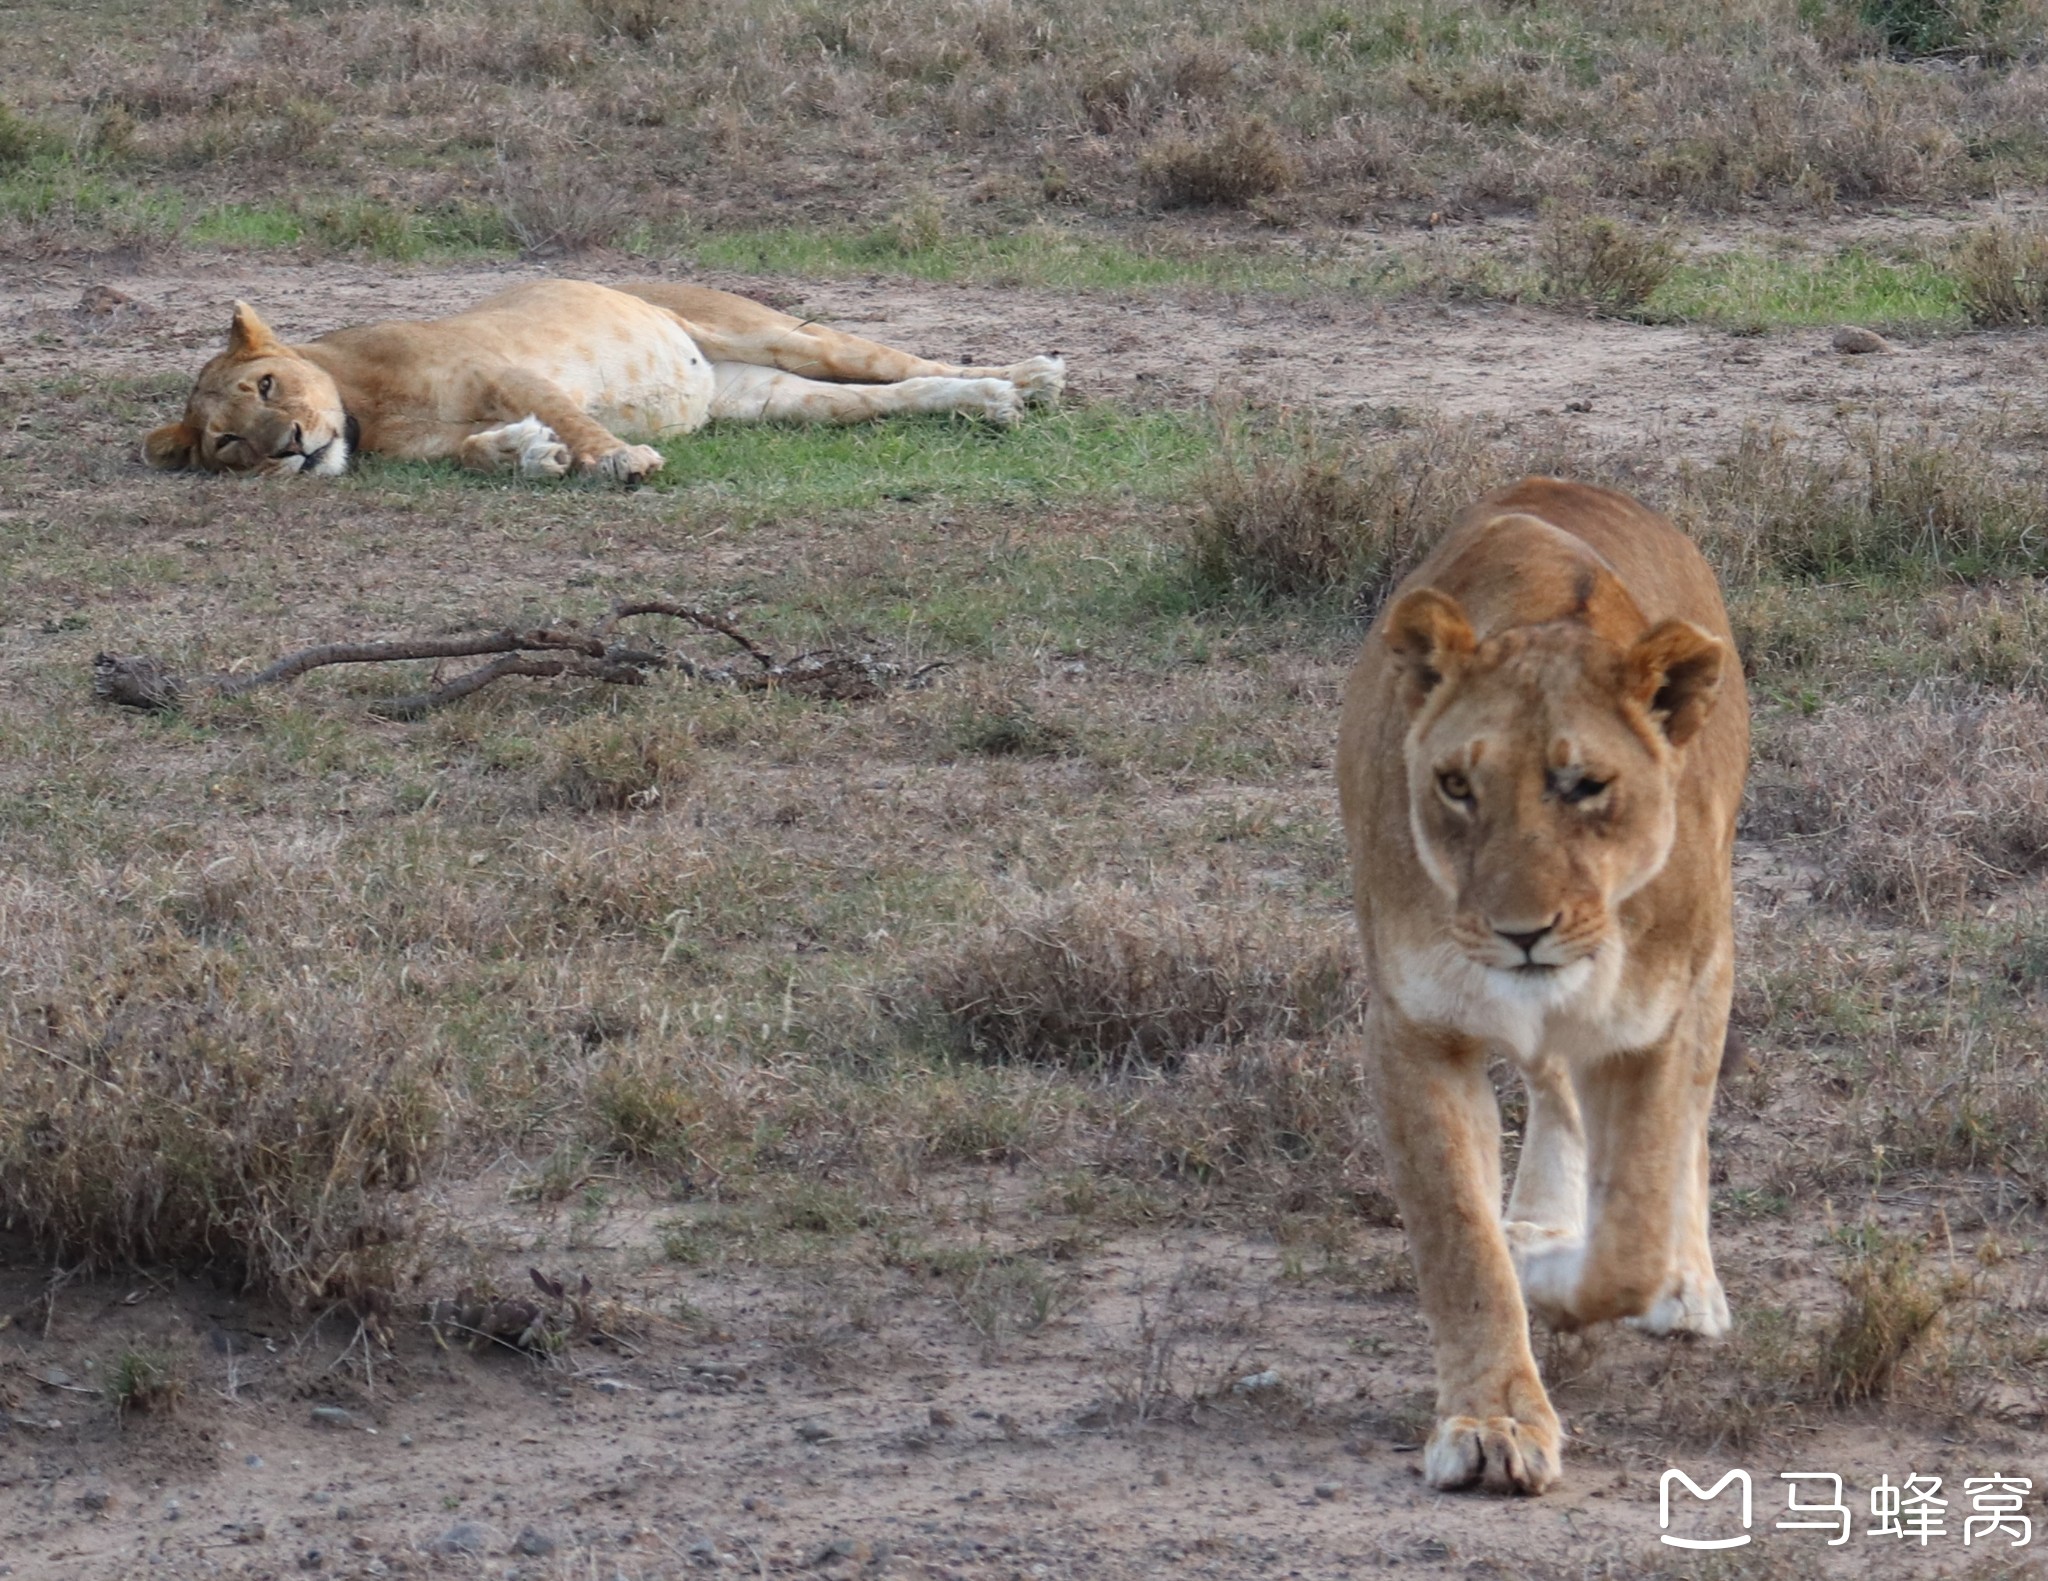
1537, 204, 1676, 312
1953, 222, 2048, 328
1186, 412, 1508, 606
913, 878, 1357, 1068
1818, 1226, 1960, 1405
540, 708, 697, 813
1650, 245, 1961, 330
1140, 115, 1298, 209
105, 1348, 186, 1419
494, 154, 633, 257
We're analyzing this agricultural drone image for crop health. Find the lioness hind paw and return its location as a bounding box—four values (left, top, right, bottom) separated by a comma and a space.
1424, 1414, 1561, 1496
1624, 1272, 1731, 1339
972, 381, 1023, 428
1005, 355, 1066, 405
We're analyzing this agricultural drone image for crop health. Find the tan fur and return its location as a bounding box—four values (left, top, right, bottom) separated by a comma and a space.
1336, 479, 1749, 1495
144, 280, 1065, 482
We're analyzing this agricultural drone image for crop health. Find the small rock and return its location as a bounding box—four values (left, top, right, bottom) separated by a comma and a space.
397, 1434, 413, 1448
1314, 1482, 1345, 1502
794, 1422, 834, 1444
222, 1521, 267, 1544
1563, 398, 1593, 413
348, 1534, 373, 1553
514, 1529, 558, 1558
246, 1454, 265, 1469
686, 1537, 717, 1558
1233, 1369, 1282, 1395
309, 1405, 354, 1429
592, 1378, 630, 1395
299, 1549, 325, 1572
163, 1498, 183, 1522
927, 1406, 956, 1430
694, 1362, 748, 1381
76, 1489, 113, 1514
1831, 325, 1893, 355
808, 1537, 869, 1568
431, 1522, 490, 1558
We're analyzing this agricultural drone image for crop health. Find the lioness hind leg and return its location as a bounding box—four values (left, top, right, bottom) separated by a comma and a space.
707, 364, 1023, 427
1625, 1123, 1730, 1338
1369, 1006, 1562, 1495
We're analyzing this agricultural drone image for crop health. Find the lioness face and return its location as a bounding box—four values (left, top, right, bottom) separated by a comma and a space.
1387, 590, 1725, 999
144, 303, 351, 477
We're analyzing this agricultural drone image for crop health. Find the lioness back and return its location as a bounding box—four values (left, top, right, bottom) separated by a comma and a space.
1335, 477, 1747, 1496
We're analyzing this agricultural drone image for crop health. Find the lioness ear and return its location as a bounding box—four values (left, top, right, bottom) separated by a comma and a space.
1627, 618, 1724, 747
224, 300, 284, 359
143, 421, 198, 471
1383, 588, 1476, 705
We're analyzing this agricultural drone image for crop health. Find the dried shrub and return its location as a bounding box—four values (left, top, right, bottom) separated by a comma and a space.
1140, 115, 1298, 209
915, 880, 1358, 1067
1953, 223, 2048, 327
0, 103, 57, 168
1537, 203, 1677, 311
1187, 413, 1509, 606
1676, 425, 2048, 583
1818, 1227, 1960, 1405
0, 879, 446, 1305
1747, 698, 2048, 919
1858, 0, 2008, 56
494, 155, 632, 256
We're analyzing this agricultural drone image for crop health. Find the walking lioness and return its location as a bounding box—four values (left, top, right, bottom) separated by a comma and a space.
143, 280, 1065, 482
1336, 478, 1748, 1495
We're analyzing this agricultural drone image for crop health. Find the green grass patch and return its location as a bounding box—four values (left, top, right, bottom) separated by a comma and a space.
648, 406, 1211, 514
1649, 247, 1963, 331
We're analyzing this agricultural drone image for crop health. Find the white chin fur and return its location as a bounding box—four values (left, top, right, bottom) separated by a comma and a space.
1484, 958, 1595, 1006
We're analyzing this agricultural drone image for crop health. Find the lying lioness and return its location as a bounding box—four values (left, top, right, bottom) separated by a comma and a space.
143, 279, 1066, 483
1337, 478, 1748, 1495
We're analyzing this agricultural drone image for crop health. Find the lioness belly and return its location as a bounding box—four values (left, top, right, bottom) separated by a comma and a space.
536, 318, 715, 439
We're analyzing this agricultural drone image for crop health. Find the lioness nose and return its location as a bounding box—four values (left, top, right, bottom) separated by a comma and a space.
1496, 919, 1557, 956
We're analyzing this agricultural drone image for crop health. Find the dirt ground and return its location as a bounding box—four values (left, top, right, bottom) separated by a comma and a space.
3, 254, 2046, 1580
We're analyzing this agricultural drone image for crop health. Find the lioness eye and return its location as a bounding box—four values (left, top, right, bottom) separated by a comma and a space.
1437, 770, 1473, 804
257, 375, 275, 399
1557, 775, 1609, 804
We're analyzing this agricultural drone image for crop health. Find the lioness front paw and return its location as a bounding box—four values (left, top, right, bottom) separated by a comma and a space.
586, 444, 665, 485
1625, 1269, 1731, 1339
1004, 354, 1066, 406
1424, 1412, 1561, 1495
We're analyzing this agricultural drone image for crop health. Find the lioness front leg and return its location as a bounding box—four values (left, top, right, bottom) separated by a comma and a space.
479, 372, 664, 484
1370, 1006, 1561, 1495
1513, 1013, 1726, 1338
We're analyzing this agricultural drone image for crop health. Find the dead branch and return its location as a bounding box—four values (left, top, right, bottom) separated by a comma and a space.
92, 598, 937, 719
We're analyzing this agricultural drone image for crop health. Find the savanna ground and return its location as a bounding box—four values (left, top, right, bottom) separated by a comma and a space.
5, 0, 2048, 1576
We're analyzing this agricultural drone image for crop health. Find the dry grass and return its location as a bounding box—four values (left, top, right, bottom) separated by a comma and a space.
1818, 1225, 1963, 1405
7, 0, 2048, 259
1749, 698, 2048, 919
1186, 412, 1515, 606
1954, 221, 2048, 327
913, 878, 1357, 1068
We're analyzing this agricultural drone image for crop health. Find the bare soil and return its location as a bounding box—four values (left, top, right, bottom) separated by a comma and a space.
2, 259, 2044, 1580
7, 249, 2042, 465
